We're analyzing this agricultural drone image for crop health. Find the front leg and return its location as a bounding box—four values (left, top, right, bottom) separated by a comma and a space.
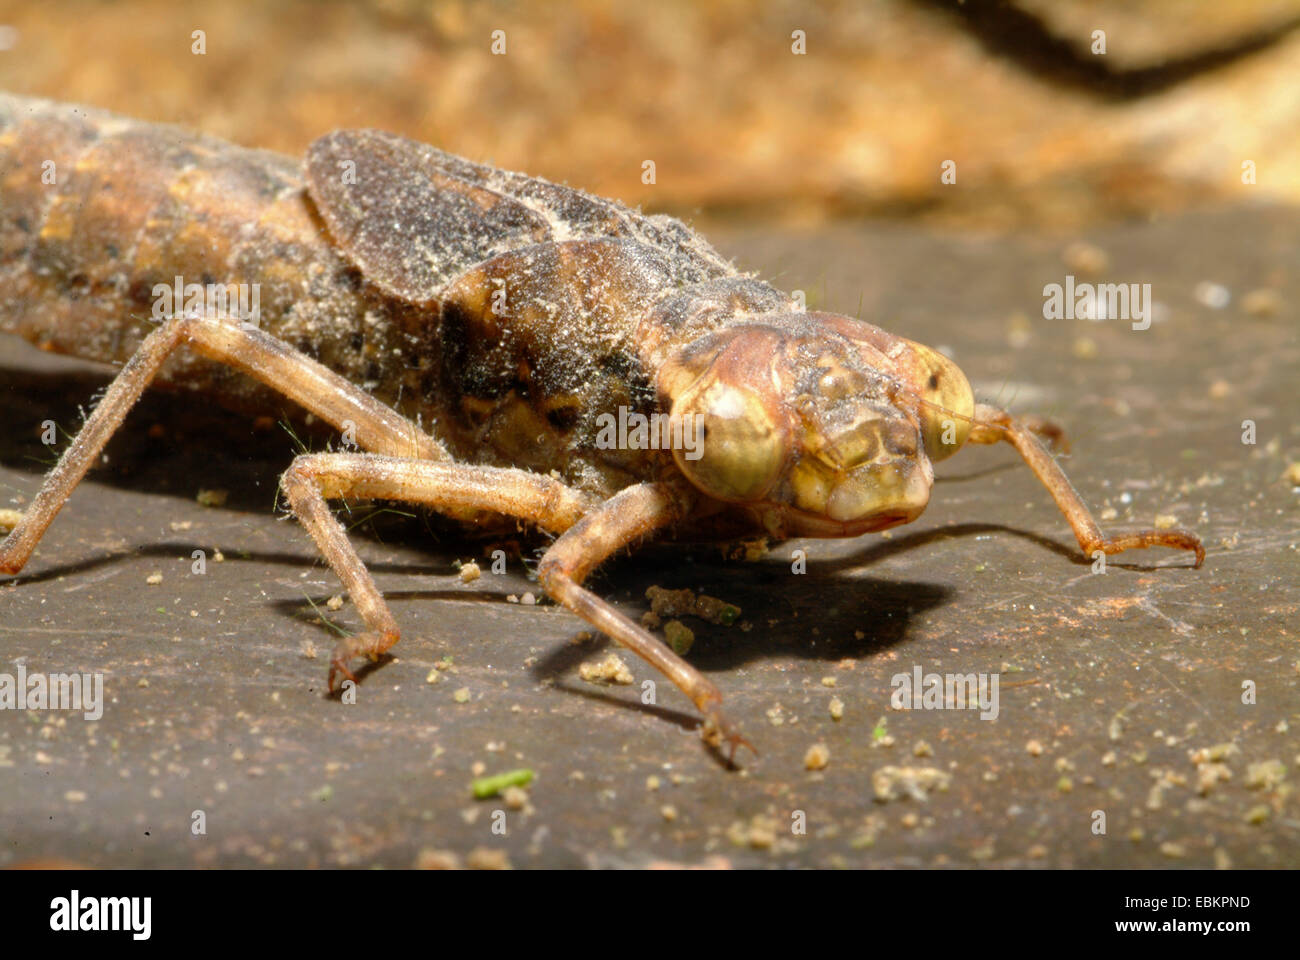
537, 482, 755, 760
968, 403, 1205, 566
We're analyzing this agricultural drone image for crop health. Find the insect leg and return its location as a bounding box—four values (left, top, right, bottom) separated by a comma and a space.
968, 403, 1204, 566
0, 316, 447, 574
536, 482, 755, 761
278, 453, 595, 690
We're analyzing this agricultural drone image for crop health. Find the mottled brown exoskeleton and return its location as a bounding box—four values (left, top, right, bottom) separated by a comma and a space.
0, 95, 1203, 759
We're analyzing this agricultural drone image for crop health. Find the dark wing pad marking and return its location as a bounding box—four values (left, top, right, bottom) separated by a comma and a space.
306, 130, 553, 302
306, 130, 733, 303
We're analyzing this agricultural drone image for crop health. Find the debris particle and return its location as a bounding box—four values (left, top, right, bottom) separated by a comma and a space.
661, 804, 678, 822
501, 786, 529, 810
415, 849, 460, 870
196, 488, 228, 508
0, 508, 24, 531
645, 585, 740, 625
727, 815, 778, 849
1193, 281, 1230, 309
458, 561, 481, 583
326, 594, 344, 611
829, 697, 844, 721
731, 538, 769, 562
872, 766, 952, 802
804, 743, 831, 771
1071, 337, 1098, 360
820, 676, 837, 688
1284, 463, 1300, 487
145, 572, 163, 585
872, 717, 889, 742
663, 620, 695, 656
1189, 743, 1239, 764
1244, 805, 1270, 825
912, 740, 933, 758
1242, 287, 1281, 317
1026, 740, 1044, 757
466, 847, 512, 870
520, 592, 537, 605
453, 687, 471, 703
425, 668, 440, 684
578, 653, 634, 685
1244, 760, 1285, 791
1195, 762, 1231, 796
1062, 241, 1109, 276
646, 585, 698, 617
1159, 842, 1187, 859
1153, 514, 1178, 530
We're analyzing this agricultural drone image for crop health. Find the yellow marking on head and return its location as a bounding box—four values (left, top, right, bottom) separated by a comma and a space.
671, 378, 786, 503
909, 344, 974, 461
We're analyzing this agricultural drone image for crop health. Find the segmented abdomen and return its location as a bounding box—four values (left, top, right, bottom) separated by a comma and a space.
0, 93, 411, 408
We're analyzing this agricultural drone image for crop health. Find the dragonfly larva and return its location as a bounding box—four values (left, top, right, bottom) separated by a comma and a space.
0, 93, 1203, 760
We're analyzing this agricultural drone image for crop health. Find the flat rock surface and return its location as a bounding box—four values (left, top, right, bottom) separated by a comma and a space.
1, 206, 1296, 868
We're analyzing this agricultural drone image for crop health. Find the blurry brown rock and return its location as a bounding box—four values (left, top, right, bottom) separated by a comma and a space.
0, 0, 1297, 228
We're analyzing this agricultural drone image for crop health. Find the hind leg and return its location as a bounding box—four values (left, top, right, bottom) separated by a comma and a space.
0, 315, 446, 574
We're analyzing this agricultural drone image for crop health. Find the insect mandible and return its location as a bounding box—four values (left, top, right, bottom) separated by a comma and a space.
0, 95, 1204, 760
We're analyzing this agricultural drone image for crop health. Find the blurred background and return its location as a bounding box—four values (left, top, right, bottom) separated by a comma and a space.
2, 0, 1299, 230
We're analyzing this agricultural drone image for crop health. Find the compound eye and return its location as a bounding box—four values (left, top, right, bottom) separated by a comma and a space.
672, 380, 786, 502
912, 345, 974, 461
